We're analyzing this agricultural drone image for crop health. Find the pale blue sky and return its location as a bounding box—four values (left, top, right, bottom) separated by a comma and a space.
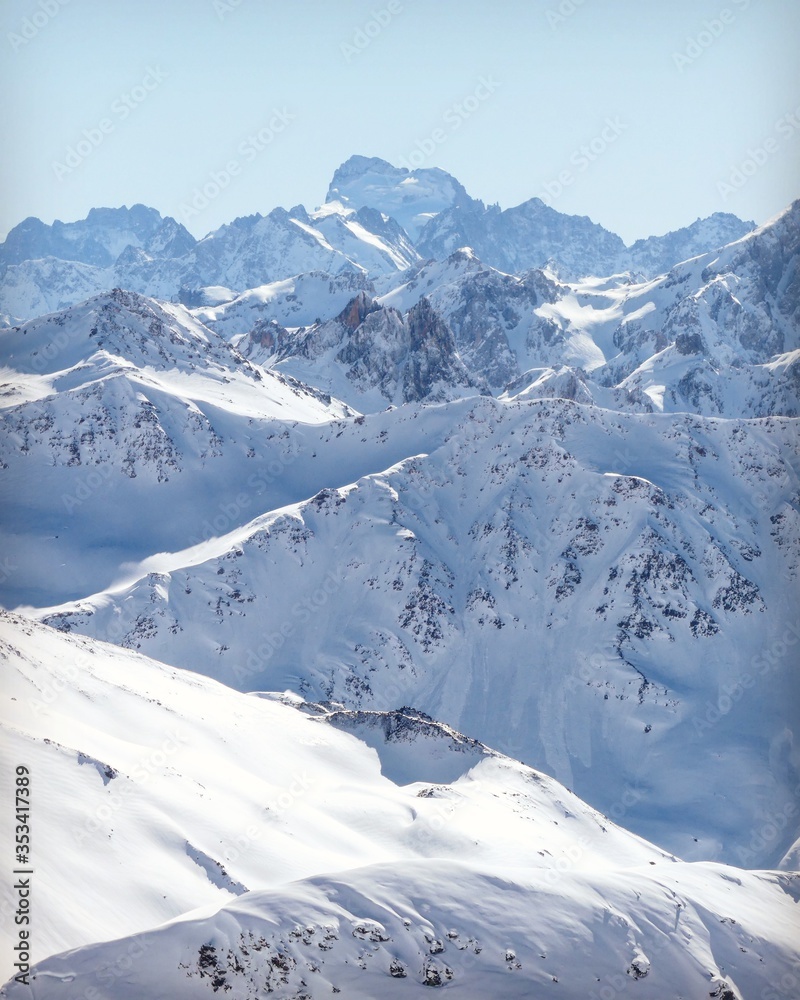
2, 0, 798, 243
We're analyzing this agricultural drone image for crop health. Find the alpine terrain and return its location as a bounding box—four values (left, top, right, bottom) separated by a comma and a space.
1, 155, 798, 999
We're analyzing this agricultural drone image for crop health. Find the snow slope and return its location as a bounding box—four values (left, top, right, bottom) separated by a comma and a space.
32, 394, 800, 867
0, 612, 667, 964
0, 290, 364, 605
2, 613, 799, 999
6, 861, 800, 999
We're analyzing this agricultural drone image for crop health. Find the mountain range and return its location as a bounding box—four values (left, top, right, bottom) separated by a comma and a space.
0, 155, 756, 325
1, 155, 798, 998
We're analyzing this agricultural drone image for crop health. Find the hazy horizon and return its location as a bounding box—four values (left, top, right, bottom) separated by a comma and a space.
2, 0, 798, 243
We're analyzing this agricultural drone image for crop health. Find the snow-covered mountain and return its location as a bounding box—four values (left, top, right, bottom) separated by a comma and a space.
415, 199, 753, 282
325, 154, 474, 241
2, 203, 797, 864
186, 204, 419, 292
193, 269, 376, 339
31, 390, 799, 866
417, 196, 628, 279
0, 158, 760, 325
623, 212, 757, 278
375, 202, 799, 415
3, 613, 799, 999
239, 292, 485, 410
0, 202, 419, 325
0, 204, 196, 273
0, 289, 362, 605
1, 162, 797, 998
188, 200, 800, 418
380, 250, 575, 389
5, 202, 792, 418
328, 156, 756, 280
0, 611, 669, 960
0, 257, 111, 326
326, 155, 756, 280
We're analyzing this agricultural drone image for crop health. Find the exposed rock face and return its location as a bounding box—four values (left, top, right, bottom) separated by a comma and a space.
674, 331, 706, 355
337, 290, 382, 332
247, 317, 295, 354
240, 292, 484, 408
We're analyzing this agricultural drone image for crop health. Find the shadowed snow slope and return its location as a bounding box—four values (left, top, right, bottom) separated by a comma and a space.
1, 613, 667, 967
2, 613, 799, 999
0, 290, 364, 605
29, 394, 800, 868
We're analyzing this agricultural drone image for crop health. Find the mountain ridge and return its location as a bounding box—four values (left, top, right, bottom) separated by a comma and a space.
0, 156, 760, 325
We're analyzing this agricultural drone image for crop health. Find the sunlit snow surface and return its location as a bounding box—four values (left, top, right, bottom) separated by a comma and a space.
2, 614, 799, 998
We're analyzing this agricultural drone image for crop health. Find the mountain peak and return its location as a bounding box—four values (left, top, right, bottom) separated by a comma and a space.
335, 290, 380, 331
84, 203, 163, 228
326, 155, 474, 241
624, 212, 757, 276
0, 204, 192, 274
329, 154, 401, 184
0, 288, 235, 380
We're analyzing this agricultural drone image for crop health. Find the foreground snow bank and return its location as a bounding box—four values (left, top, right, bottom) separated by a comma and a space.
5, 859, 799, 999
